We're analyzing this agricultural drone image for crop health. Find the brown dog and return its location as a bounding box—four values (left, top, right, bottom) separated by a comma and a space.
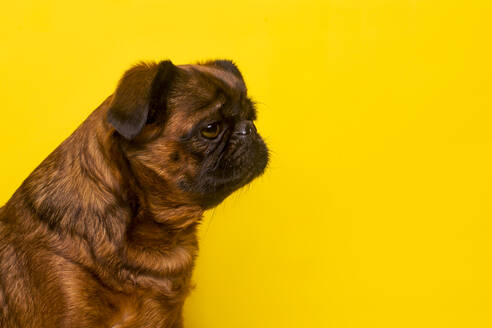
0, 60, 268, 327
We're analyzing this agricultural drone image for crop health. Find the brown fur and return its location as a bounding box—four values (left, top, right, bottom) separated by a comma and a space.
0, 60, 268, 327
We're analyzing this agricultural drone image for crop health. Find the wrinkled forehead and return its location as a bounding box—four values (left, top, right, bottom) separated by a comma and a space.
172, 63, 254, 116
179, 64, 247, 100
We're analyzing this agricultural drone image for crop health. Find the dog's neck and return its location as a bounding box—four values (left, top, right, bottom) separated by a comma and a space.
7, 98, 203, 287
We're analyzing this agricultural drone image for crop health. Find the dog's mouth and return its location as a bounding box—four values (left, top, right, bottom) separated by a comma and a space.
189, 133, 269, 208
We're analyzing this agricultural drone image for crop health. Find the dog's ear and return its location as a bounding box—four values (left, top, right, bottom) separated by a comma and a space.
209, 59, 243, 80
107, 60, 177, 140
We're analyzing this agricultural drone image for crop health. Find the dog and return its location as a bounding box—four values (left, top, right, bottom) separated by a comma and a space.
0, 59, 269, 327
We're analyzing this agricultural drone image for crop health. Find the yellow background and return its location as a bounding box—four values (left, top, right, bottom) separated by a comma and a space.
1, 1, 492, 327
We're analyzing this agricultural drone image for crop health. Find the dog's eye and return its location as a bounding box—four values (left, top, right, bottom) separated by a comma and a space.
201, 122, 221, 139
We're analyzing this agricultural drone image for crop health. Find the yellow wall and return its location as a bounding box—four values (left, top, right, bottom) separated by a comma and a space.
1, 1, 492, 327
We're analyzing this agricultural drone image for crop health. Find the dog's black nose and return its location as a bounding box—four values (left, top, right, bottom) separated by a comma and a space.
234, 120, 256, 135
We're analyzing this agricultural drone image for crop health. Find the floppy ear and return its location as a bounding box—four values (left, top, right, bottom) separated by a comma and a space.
107, 60, 177, 140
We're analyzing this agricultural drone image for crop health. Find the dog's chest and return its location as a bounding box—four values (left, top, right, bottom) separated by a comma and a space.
59, 256, 193, 328
106, 277, 189, 328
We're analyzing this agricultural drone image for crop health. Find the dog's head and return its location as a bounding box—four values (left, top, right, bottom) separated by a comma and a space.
106, 60, 268, 209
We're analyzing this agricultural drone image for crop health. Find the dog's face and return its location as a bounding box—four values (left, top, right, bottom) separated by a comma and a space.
106, 60, 268, 209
